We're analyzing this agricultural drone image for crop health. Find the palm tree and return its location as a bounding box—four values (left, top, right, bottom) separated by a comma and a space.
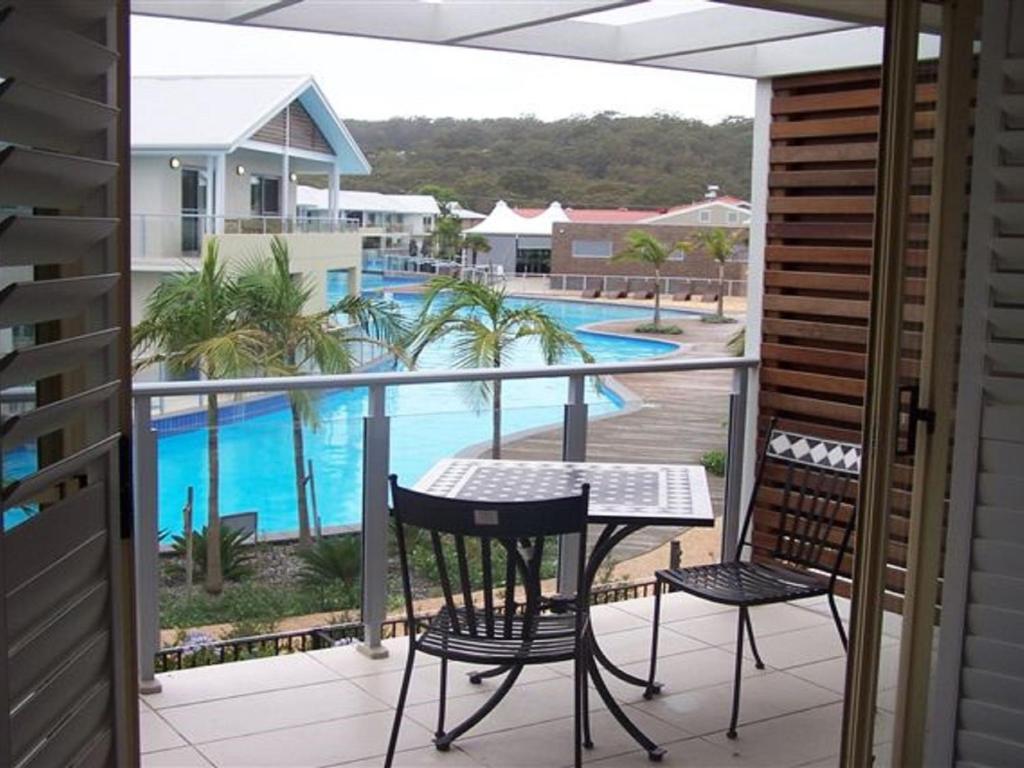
460, 232, 491, 266
411, 277, 593, 459
685, 227, 745, 318
432, 215, 462, 260
612, 230, 674, 328
235, 237, 407, 546
133, 239, 263, 594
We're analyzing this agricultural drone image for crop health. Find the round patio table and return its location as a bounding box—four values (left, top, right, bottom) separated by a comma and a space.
414, 458, 715, 761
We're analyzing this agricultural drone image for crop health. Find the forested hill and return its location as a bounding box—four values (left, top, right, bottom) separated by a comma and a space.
343, 113, 753, 212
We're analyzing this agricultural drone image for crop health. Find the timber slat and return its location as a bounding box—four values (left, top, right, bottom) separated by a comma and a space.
770, 139, 934, 164
769, 111, 936, 140
771, 82, 938, 115
767, 195, 931, 216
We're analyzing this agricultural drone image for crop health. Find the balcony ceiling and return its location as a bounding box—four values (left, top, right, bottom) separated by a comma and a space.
131, 0, 942, 79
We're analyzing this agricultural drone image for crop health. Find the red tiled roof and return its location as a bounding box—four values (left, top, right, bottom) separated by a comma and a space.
512, 207, 664, 223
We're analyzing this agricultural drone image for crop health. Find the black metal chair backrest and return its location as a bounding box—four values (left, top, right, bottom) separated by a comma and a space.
389, 475, 590, 640
737, 424, 861, 583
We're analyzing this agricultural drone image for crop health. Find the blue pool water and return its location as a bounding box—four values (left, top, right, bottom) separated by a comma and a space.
2, 286, 690, 535
357, 271, 425, 293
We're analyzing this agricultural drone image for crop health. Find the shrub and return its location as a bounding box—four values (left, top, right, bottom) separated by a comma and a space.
701, 450, 727, 477
171, 524, 255, 583
296, 535, 361, 587
726, 327, 745, 357
634, 323, 683, 335
700, 314, 737, 324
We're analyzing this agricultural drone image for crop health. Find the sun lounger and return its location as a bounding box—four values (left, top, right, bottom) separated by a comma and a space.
609, 290, 628, 299
581, 288, 601, 298
631, 290, 654, 300
672, 291, 692, 302
702, 293, 720, 303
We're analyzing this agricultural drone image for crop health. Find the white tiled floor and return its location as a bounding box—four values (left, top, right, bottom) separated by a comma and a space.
141, 594, 898, 768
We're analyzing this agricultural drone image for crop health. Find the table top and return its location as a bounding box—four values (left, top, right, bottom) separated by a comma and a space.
413, 458, 715, 527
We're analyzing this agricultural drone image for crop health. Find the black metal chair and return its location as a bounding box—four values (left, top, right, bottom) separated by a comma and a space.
385, 475, 591, 768
645, 422, 860, 739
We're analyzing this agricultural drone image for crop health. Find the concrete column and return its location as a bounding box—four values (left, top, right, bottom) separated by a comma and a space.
213, 153, 227, 234
328, 166, 339, 230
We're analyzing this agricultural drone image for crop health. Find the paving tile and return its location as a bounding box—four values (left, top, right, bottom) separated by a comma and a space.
589, 603, 652, 634
615, 593, 733, 624
404, 674, 605, 740
197, 709, 433, 767
634, 671, 841, 739
148, 653, 339, 709
140, 709, 187, 754
610, 646, 767, 705
348, 658, 562, 708
457, 708, 692, 767
668, 604, 829, 648
741, 624, 847, 671
142, 746, 214, 767
787, 642, 900, 695
703, 702, 892, 768
587, 735, 758, 766
334, 744, 484, 767
310, 638, 440, 679
160, 679, 390, 744
591, 623, 709, 668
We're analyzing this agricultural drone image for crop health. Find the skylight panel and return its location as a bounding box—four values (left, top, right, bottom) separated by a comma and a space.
579, 0, 718, 26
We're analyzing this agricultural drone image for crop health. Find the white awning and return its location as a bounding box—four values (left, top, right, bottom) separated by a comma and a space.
131, 1, 942, 80
464, 200, 537, 236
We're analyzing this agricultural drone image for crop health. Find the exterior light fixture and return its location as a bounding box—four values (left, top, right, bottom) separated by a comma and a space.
289, 172, 298, 182
235, 164, 246, 176
168, 157, 181, 169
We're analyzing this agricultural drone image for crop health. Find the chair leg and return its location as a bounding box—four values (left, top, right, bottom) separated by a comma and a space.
644, 580, 663, 700
574, 640, 584, 767
582, 640, 593, 749
436, 656, 448, 741
743, 609, 765, 670
727, 607, 747, 740
828, 592, 848, 651
385, 645, 417, 768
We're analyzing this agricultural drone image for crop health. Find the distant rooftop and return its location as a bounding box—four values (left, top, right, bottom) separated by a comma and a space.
516, 207, 664, 224
296, 188, 440, 215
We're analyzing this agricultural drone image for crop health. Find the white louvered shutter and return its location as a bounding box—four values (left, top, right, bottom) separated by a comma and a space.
937, 0, 1024, 765
0, 1, 136, 766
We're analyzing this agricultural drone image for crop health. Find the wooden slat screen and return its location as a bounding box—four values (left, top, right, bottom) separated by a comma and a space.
756, 63, 943, 610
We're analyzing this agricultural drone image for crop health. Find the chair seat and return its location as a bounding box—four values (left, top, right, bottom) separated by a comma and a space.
416, 607, 580, 665
655, 561, 829, 607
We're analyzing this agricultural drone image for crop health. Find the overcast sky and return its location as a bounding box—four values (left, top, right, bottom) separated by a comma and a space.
131, 15, 755, 123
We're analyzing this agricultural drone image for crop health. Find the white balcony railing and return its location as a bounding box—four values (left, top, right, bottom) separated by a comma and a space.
131, 213, 366, 261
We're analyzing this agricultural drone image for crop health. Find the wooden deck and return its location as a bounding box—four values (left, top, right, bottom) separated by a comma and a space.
476, 313, 742, 567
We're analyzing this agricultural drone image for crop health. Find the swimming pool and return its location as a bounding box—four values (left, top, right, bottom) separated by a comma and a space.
153, 292, 690, 537
358, 271, 426, 293
1, 292, 690, 535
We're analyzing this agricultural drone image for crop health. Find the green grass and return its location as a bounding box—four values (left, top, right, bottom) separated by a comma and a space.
701, 449, 727, 478
700, 315, 738, 324
633, 323, 683, 335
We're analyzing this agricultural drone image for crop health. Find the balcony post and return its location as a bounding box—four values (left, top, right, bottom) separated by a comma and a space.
722, 367, 749, 561
133, 394, 162, 693
558, 374, 588, 593
359, 384, 390, 658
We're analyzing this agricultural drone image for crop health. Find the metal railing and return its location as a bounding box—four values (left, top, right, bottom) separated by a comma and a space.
153, 578, 664, 672
131, 213, 366, 261
507, 272, 748, 298
129, 354, 758, 690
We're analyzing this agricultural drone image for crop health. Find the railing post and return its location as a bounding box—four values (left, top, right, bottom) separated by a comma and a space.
722, 367, 749, 561
359, 384, 390, 658
133, 394, 162, 693
558, 374, 587, 593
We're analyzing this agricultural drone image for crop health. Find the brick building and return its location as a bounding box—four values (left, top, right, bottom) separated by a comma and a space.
549, 221, 748, 296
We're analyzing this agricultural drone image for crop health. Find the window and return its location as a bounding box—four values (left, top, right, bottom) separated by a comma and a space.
699, 210, 711, 223
728, 211, 738, 223
250, 175, 281, 216
572, 239, 613, 258
516, 248, 551, 274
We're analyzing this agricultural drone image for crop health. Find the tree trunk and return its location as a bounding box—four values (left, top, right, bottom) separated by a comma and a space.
717, 262, 725, 317
653, 269, 662, 327
491, 378, 502, 459
291, 399, 312, 547
205, 393, 223, 594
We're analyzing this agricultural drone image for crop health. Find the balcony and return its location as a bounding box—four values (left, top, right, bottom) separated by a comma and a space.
139, 592, 899, 767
